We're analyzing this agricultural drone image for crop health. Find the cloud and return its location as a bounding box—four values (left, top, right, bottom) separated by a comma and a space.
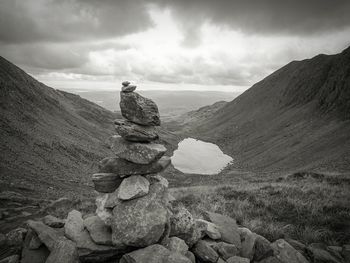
0, 0, 153, 44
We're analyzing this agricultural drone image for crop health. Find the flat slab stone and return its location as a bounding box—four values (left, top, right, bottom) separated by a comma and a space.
98, 156, 171, 177
120, 91, 160, 126
111, 135, 166, 164
118, 175, 150, 200
114, 119, 158, 142
92, 173, 123, 193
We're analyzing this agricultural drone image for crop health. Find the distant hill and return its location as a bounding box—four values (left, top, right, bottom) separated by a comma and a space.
184, 47, 350, 172
0, 56, 118, 199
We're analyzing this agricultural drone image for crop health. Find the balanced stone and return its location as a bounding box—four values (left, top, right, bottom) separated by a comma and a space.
120, 92, 160, 126
122, 84, 137, 93
99, 156, 171, 177
92, 173, 123, 193
118, 175, 150, 200
114, 119, 158, 142
122, 81, 130, 87
111, 135, 166, 164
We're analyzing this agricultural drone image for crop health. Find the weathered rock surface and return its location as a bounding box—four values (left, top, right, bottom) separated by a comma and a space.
122, 84, 136, 93
111, 183, 168, 248
226, 256, 250, 263
43, 215, 65, 228
111, 135, 166, 164
117, 175, 150, 200
84, 215, 112, 245
120, 244, 191, 263
162, 236, 189, 255
195, 219, 221, 240
120, 91, 160, 126
92, 173, 123, 193
5, 227, 27, 247
203, 211, 241, 249
253, 234, 273, 261
114, 119, 159, 142
216, 242, 239, 260
239, 227, 256, 260
192, 240, 219, 263
95, 194, 113, 226
271, 239, 309, 263
99, 156, 171, 176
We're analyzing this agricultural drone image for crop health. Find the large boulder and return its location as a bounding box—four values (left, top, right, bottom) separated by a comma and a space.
271, 239, 309, 263
111, 136, 166, 164
98, 156, 171, 176
118, 175, 150, 200
84, 216, 113, 246
111, 183, 169, 248
192, 240, 219, 263
120, 244, 191, 263
92, 173, 123, 193
114, 119, 159, 142
239, 227, 256, 260
120, 91, 160, 126
203, 211, 241, 249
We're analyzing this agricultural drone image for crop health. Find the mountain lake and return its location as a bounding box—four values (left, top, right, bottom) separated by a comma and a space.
171, 138, 233, 175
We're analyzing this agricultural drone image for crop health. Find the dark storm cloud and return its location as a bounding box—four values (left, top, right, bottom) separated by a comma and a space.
154, 0, 350, 35
0, 0, 153, 44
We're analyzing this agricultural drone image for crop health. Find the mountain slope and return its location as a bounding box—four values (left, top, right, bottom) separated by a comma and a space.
0, 56, 117, 199
186, 47, 350, 172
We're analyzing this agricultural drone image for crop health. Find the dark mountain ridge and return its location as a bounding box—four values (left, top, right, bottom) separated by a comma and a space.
185, 46, 350, 172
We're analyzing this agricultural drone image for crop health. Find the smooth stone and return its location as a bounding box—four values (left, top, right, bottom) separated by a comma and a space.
98, 156, 171, 177
120, 244, 191, 263
271, 239, 309, 263
161, 236, 189, 255
120, 91, 160, 126
84, 216, 113, 246
111, 183, 168, 248
118, 175, 150, 200
122, 81, 130, 87
111, 136, 166, 164
253, 235, 273, 261
239, 227, 256, 260
192, 240, 219, 263
114, 119, 159, 142
92, 173, 123, 193
122, 84, 136, 92
43, 215, 65, 228
226, 256, 250, 263
203, 211, 241, 249
195, 219, 221, 240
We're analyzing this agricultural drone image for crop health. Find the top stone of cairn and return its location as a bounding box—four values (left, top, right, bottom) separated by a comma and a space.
120, 81, 160, 126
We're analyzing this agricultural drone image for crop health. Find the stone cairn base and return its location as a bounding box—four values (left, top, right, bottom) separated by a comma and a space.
1, 82, 344, 263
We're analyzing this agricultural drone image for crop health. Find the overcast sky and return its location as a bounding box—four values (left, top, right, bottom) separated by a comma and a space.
1, 0, 350, 92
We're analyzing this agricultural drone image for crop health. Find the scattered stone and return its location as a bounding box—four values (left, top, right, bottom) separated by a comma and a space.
122, 81, 130, 87
120, 91, 160, 126
253, 234, 273, 261
114, 119, 159, 142
192, 239, 219, 263
84, 215, 112, 245
111, 135, 166, 164
118, 175, 150, 200
162, 236, 189, 255
43, 215, 65, 228
195, 219, 221, 239
98, 156, 171, 176
120, 244, 191, 263
226, 255, 250, 263
122, 84, 137, 93
271, 239, 309, 263
239, 227, 256, 260
111, 183, 168, 248
216, 242, 239, 260
0, 255, 20, 263
203, 211, 241, 249
92, 173, 123, 193
5, 227, 27, 247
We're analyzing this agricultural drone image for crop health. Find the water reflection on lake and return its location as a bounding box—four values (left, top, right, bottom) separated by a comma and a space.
171, 138, 233, 175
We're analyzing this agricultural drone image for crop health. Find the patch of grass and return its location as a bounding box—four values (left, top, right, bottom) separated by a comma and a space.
171, 175, 350, 246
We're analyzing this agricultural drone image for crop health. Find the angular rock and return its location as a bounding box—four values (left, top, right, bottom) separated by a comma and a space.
111, 135, 166, 164
226, 256, 250, 263
111, 183, 168, 248
253, 234, 273, 261
192, 240, 219, 263
122, 81, 131, 87
239, 227, 256, 260
195, 219, 221, 239
146, 174, 169, 188
216, 242, 239, 260
84, 216, 112, 245
120, 244, 191, 263
43, 215, 65, 228
122, 84, 137, 93
27, 220, 63, 251
43, 197, 74, 218
118, 175, 150, 200
95, 193, 113, 226
203, 211, 241, 249
120, 91, 160, 126
114, 119, 159, 142
92, 173, 123, 193
5, 227, 27, 247
99, 156, 171, 177
162, 236, 188, 255
271, 239, 309, 263
22, 229, 49, 263
28, 231, 43, 249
